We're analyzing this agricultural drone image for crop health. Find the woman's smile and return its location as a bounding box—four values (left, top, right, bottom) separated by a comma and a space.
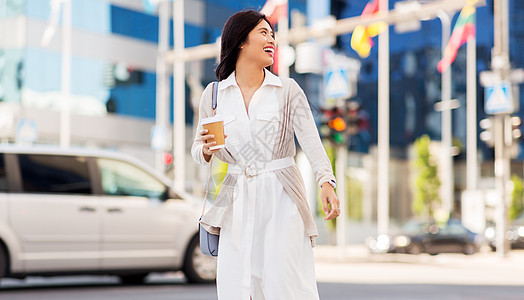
263, 46, 275, 58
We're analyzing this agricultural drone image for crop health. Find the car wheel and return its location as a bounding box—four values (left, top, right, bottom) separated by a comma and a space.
0, 245, 7, 278
463, 243, 476, 255
407, 243, 422, 255
119, 274, 148, 285
183, 235, 217, 284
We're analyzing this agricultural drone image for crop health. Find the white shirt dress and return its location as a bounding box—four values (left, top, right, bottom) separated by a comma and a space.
192, 69, 336, 300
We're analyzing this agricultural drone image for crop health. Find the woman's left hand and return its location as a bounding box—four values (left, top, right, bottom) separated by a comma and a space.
320, 183, 340, 220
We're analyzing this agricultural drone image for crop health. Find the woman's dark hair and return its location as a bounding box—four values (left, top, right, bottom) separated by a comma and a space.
215, 10, 273, 81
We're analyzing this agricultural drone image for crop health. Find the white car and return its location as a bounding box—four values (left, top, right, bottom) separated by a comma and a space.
0, 145, 216, 284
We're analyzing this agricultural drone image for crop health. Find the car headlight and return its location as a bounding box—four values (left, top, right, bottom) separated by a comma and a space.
485, 227, 495, 240
394, 235, 411, 247
518, 227, 524, 237
367, 239, 377, 250
376, 234, 391, 251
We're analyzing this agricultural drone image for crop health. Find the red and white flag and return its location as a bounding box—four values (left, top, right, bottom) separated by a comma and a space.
260, 0, 288, 25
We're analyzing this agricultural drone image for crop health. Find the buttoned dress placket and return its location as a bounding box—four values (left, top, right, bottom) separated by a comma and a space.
232, 86, 263, 299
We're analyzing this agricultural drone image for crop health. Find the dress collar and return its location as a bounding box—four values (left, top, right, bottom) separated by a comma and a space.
218, 68, 282, 90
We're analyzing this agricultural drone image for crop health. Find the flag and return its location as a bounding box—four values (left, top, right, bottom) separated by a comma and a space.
41, 0, 64, 47
143, 0, 160, 14
260, 0, 287, 25
143, 0, 175, 15
350, 0, 384, 58
437, 5, 476, 73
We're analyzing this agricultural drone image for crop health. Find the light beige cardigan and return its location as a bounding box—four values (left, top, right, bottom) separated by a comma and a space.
191, 77, 336, 246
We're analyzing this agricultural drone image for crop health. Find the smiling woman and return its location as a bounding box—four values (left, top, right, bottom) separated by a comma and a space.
215, 11, 275, 82
192, 9, 339, 300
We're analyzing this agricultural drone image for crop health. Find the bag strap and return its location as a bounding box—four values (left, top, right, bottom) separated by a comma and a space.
212, 81, 218, 114
201, 81, 219, 218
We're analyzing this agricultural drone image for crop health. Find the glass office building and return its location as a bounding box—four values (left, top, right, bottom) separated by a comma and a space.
1, 0, 524, 224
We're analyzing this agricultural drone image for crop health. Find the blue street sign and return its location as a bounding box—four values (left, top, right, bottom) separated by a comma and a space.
151, 125, 167, 151
324, 68, 350, 100
485, 82, 514, 114
17, 118, 38, 144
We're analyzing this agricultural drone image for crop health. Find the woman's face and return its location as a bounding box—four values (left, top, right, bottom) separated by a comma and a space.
239, 20, 275, 68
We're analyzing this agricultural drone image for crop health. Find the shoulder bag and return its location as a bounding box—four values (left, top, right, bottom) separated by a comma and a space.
199, 82, 220, 257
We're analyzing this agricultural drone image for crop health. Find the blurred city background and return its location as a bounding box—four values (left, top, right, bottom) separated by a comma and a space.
1, 0, 524, 299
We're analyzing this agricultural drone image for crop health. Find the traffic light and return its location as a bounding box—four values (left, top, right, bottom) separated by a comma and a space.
164, 152, 173, 165
319, 101, 369, 146
346, 100, 360, 136
319, 109, 332, 140
164, 152, 173, 174
328, 113, 347, 145
509, 116, 522, 158
480, 116, 522, 151
320, 107, 347, 145
510, 116, 522, 140
479, 117, 494, 148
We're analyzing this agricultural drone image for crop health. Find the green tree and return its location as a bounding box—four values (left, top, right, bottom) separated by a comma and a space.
347, 177, 363, 220
411, 135, 441, 218
317, 143, 363, 230
510, 174, 524, 220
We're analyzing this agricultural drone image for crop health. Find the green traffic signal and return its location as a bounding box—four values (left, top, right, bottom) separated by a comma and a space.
333, 132, 345, 145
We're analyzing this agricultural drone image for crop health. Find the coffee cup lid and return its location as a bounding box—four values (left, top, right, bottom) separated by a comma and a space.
201, 114, 223, 125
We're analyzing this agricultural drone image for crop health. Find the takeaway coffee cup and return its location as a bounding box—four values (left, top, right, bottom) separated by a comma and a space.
201, 115, 225, 150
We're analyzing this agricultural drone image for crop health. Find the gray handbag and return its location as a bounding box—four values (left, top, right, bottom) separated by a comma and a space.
199, 82, 220, 257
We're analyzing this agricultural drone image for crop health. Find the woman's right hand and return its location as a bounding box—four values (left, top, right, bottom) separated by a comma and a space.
200, 129, 227, 157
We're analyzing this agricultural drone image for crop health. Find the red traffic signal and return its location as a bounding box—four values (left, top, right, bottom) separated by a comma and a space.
163, 152, 173, 165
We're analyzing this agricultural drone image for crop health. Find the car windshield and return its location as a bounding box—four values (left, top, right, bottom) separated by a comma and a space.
401, 220, 429, 235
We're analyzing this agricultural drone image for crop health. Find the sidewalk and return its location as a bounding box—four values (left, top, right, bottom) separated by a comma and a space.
313, 244, 524, 286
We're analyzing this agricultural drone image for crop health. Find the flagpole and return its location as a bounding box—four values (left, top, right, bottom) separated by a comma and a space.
60, 0, 71, 148
173, 0, 186, 192
377, 0, 390, 236
466, 34, 477, 191
277, 0, 289, 78
155, 0, 170, 173
437, 10, 453, 217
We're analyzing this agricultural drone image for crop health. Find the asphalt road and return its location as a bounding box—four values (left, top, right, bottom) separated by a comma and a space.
2, 247, 524, 300
2, 277, 523, 300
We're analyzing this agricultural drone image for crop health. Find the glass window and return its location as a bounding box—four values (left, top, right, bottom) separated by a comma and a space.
19, 154, 91, 194
0, 154, 6, 192
447, 224, 467, 236
97, 158, 166, 199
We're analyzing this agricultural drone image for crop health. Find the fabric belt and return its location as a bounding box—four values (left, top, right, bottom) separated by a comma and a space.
227, 156, 295, 250
228, 156, 295, 177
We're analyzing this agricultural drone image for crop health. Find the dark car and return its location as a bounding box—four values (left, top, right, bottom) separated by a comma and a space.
485, 212, 524, 251
367, 219, 482, 255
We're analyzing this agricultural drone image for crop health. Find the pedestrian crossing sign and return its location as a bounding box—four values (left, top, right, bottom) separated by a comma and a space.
324, 68, 350, 100
485, 82, 514, 114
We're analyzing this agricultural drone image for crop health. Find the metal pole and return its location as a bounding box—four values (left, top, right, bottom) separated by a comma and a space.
493, 0, 510, 257
466, 35, 478, 190
277, 0, 289, 78
494, 114, 509, 256
336, 145, 347, 258
155, 1, 170, 173
173, 0, 186, 192
60, 0, 71, 148
438, 11, 453, 216
377, 0, 390, 236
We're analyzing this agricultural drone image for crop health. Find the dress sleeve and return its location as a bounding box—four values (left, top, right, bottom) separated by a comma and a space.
191, 83, 213, 165
289, 79, 336, 188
